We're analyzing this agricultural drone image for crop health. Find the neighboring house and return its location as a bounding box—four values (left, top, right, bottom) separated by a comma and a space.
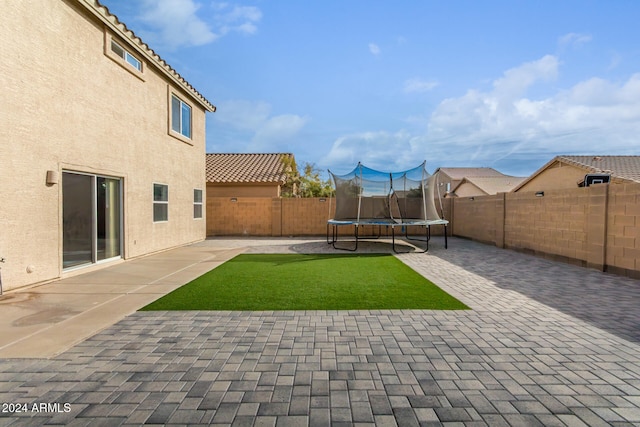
0, 0, 215, 291
206, 153, 296, 198
513, 155, 640, 193
434, 167, 511, 197
451, 176, 526, 198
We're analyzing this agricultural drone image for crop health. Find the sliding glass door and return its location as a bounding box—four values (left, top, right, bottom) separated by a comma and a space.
62, 172, 122, 269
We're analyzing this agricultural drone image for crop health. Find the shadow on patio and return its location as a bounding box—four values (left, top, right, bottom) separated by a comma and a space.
427, 238, 640, 344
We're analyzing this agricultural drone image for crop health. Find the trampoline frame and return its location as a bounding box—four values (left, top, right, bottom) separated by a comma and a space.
326, 219, 448, 253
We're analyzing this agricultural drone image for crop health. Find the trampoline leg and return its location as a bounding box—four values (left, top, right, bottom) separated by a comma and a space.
393, 226, 427, 254
425, 225, 429, 252
444, 224, 448, 249
401, 225, 429, 253
331, 224, 358, 251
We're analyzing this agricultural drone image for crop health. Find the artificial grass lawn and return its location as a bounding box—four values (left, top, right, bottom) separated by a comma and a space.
141, 254, 469, 311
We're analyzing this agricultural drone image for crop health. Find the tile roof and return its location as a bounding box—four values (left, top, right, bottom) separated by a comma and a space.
82, 0, 215, 112
206, 153, 294, 184
436, 167, 506, 180
556, 155, 640, 183
454, 176, 526, 195
513, 155, 640, 191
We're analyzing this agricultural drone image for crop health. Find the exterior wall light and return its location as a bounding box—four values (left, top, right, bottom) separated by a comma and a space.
46, 170, 59, 186
230, 197, 237, 202
535, 191, 544, 197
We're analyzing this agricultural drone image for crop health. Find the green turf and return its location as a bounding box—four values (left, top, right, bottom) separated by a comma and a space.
141, 254, 469, 311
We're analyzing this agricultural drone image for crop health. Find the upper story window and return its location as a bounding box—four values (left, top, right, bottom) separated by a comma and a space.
104, 31, 145, 81
171, 94, 192, 139
110, 39, 142, 71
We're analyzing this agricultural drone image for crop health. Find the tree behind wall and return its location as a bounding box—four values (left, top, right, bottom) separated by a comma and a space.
281, 156, 334, 198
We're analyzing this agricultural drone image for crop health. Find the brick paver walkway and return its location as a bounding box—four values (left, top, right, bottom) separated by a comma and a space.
1, 238, 640, 426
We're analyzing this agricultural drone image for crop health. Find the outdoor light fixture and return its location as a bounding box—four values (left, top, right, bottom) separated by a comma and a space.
230, 197, 237, 202
469, 197, 474, 201
46, 170, 59, 186
319, 198, 327, 202
535, 191, 544, 197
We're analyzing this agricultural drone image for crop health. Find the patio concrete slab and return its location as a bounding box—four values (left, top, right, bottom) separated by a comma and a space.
1, 237, 640, 426
0, 245, 244, 358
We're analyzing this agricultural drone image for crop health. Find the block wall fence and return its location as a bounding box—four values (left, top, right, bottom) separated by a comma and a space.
450, 183, 640, 278
206, 197, 448, 238
206, 183, 640, 278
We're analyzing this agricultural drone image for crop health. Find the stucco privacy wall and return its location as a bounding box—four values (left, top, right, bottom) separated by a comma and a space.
451, 183, 640, 278
0, 0, 208, 290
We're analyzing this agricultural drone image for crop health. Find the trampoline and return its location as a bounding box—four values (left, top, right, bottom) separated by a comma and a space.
326, 162, 448, 253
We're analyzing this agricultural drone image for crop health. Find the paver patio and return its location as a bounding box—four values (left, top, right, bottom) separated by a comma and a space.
1, 237, 640, 426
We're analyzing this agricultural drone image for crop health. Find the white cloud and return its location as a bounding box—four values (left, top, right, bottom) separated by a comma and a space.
137, 0, 261, 50
323, 55, 640, 173
251, 115, 307, 150
214, 4, 262, 36
403, 78, 439, 93
369, 43, 381, 55
213, 100, 308, 152
322, 130, 428, 172
492, 55, 558, 99
558, 32, 592, 48
427, 60, 640, 162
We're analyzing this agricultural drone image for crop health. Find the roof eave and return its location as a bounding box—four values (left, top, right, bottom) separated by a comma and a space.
79, 0, 216, 113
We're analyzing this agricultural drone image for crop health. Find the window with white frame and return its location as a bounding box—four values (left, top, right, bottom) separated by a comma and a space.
110, 39, 142, 71
194, 189, 203, 219
171, 94, 192, 139
153, 183, 168, 222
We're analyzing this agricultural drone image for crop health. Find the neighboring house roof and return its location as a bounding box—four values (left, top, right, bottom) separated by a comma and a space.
82, 0, 215, 112
452, 176, 526, 195
435, 167, 506, 180
206, 153, 294, 184
513, 155, 640, 191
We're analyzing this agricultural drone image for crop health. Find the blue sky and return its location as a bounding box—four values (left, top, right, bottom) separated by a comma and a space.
101, 0, 640, 176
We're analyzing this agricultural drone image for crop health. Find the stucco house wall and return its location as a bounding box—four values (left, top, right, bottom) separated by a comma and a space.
0, 0, 213, 290
452, 182, 484, 198
516, 162, 587, 193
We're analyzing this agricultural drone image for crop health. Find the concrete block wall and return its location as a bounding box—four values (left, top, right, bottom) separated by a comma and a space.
452, 183, 640, 278
206, 198, 273, 236
504, 189, 590, 262
607, 184, 640, 277
281, 198, 334, 236
206, 197, 449, 238
452, 195, 499, 245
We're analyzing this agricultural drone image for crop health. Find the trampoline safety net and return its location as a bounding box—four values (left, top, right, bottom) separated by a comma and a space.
329, 161, 446, 224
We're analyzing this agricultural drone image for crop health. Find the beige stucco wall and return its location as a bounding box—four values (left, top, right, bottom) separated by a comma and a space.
516, 162, 586, 192
0, 0, 208, 290
453, 182, 486, 198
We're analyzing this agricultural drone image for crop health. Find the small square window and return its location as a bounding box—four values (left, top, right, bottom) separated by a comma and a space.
111, 39, 141, 71
194, 189, 203, 219
171, 94, 192, 139
153, 183, 168, 222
